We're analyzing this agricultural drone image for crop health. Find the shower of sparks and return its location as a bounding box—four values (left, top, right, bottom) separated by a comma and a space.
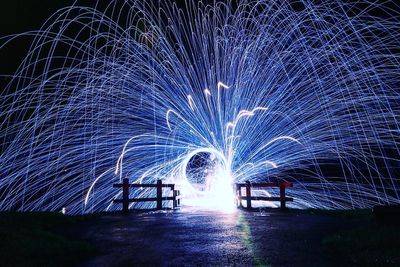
0, 0, 399, 213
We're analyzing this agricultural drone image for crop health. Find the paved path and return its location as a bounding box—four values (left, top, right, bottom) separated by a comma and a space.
79, 208, 351, 266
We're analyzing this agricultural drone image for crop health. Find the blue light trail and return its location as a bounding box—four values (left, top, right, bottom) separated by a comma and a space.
0, 0, 399, 213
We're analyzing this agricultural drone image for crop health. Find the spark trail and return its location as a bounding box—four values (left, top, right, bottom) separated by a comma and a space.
0, 0, 399, 213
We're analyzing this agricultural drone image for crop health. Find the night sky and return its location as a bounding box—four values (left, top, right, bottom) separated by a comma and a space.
0, 0, 189, 78
0, 1, 89, 77
1, 0, 397, 76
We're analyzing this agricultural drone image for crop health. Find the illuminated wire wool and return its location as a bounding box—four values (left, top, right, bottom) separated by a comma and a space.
0, 0, 399, 213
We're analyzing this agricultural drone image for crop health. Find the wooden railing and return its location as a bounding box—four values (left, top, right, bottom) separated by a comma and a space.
113, 178, 181, 212
236, 181, 293, 210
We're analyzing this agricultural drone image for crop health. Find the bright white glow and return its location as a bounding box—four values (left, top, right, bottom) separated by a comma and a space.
261, 160, 278, 168
166, 109, 174, 131
179, 148, 236, 212
252, 107, 269, 113
217, 81, 229, 90
182, 167, 236, 213
187, 94, 195, 110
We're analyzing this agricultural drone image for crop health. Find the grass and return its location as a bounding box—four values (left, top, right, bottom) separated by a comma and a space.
0, 212, 97, 267
319, 209, 400, 266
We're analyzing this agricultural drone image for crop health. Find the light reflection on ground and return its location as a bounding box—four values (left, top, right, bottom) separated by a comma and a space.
79, 209, 355, 266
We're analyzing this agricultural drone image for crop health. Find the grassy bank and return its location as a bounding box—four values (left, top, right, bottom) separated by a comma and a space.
318, 209, 400, 266
0, 212, 97, 267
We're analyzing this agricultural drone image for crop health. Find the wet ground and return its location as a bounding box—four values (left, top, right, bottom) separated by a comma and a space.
78, 207, 353, 267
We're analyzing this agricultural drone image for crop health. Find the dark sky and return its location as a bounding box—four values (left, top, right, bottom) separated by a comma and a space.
0, 0, 397, 77
0, 1, 91, 77
0, 1, 75, 36
0, 0, 185, 76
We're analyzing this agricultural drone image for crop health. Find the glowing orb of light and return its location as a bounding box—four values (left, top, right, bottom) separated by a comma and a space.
178, 148, 236, 212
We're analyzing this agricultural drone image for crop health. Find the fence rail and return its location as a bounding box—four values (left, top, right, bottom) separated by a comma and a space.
113, 178, 181, 212
236, 181, 293, 210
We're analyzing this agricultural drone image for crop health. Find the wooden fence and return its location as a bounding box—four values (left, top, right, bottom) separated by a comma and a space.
113, 178, 181, 212
236, 181, 293, 210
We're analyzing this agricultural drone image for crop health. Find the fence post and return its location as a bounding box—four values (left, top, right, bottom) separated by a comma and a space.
157, 179, 162, 210
171, 184, 175, 208
245, 181, 252, 210
237, 184, 243, 208
280, 183, 286, 210
122, 178, 129, 213
171, 184, 176, 208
